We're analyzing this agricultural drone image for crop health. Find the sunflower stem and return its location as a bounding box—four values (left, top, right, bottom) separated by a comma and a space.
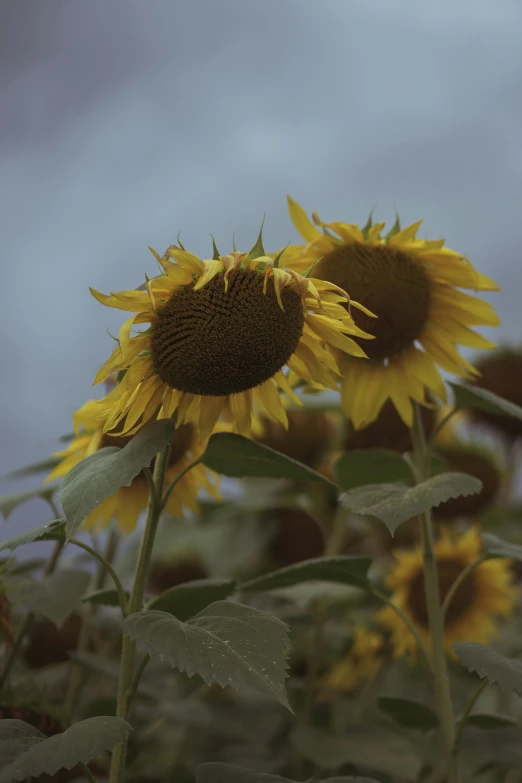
411, 404, 459, 783
108, 443, 170, 783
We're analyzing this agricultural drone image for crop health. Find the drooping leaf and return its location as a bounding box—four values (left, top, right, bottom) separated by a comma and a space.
2, 457, 61, 482
202, 433, 336, 488
0, 717, 131, 782
0, 721, 44, 768
341, 472, 482, 535
0, 485, 58, 521
59, 419, 174, 539
81, 587, 130, 607
291, 726, 421, 780
196, 763, 380, 783
0, 520, 66, 553
377, 697, 439, 731
466, 713, 518, 729
454, 642, 522, 697
451, 382, 522, 423
335, 449, 412, 491
481, 533, 522, 562
147, 578, 236, 621
19, 569, 91, 627
241, 556, 371, 593
122, 601, 290, 709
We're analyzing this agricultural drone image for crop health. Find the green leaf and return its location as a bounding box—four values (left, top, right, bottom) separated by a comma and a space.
0, 717, 131, 782
377, 697, 439, 731
147, 578, 236, 621
202, 433, 336, 487
341, 472, 482, 535
122, 601, 291, 709
335, 449, 412, 491
0, 721, 44, 768
466, 713, 518, 729
454, 642, 522, 697
481, 533, 522, 562
0, 485, 58, 521
20, 569, 91, 627
59, 418, 174, 539
0, 520, 66, 553
195, 764, 380, 783
245, 217, 266, 261
241, 556, 371, 593
291, 726, 421, 780
3, 457, 61, 482
451, 382, 522, 422
81, 587, 130, 607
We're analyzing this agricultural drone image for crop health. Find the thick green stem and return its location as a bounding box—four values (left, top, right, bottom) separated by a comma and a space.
0, 538, 64, 692
412, 405, 459, 783
108, 445, 170, 783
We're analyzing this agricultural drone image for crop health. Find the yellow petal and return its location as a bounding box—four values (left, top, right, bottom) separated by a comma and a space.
287, 196, 322, 242
194, 259, 224, 291
198, 396, 226, 441
254, 380, 288, 428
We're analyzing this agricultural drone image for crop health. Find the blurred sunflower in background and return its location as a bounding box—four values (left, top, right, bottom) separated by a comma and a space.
252, 406, 339, 469
468, 346, 522, 441
91, 239, 374, 441
285, 197, 499, 430
46, 399, 219, 534
321, 627, 387, 693
376, 527, 518, 657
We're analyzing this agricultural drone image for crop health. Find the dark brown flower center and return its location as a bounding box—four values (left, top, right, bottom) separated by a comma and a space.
407, 557, 476, 628
150, 269, 305, 396
101, 423, 193, 469
314, 243, 431, 361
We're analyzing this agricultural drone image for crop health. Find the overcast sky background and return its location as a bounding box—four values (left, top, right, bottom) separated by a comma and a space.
2, 0, 522, 537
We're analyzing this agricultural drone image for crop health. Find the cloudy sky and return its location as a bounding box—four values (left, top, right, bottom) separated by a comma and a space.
1, 0, 522, 532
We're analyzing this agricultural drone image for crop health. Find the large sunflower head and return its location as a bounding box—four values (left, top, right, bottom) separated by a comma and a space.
285, 197, 500, 430
91, 235, 373, 441
46, 399, 220, 534
468, 347, 522, 440
376, 527, 518, 658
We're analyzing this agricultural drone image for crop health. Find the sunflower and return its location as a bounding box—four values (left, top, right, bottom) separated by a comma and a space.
252, 406, 339, 468
46, 399, 219, 534
376, 527, 518, 658
468, 347, 522, 440
90, 237, 373, 441
321, 627, 387, 693
285, 197, 499, 430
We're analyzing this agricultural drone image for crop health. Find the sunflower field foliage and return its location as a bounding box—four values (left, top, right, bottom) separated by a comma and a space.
2, 202, 522, 783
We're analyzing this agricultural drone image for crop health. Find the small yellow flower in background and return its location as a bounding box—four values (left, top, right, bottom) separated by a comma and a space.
46, 399, 220, 534
285, 196, 500, 430
91, 244, 373, 441
376, 527, 518, 658
321, 627, 387, 693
